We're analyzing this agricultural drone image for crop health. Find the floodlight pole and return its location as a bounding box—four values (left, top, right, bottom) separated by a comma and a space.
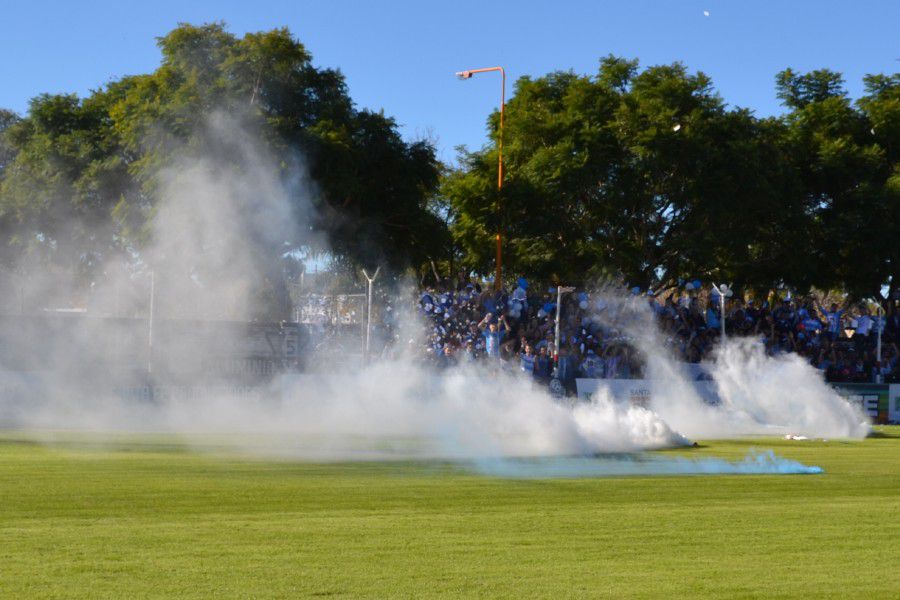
720, 290, 726, 341
554, 286, 576, 362
455, 66, 505, 290
712, 283, 729, 342
876, 302, 884, 365
362, 267, 380, 364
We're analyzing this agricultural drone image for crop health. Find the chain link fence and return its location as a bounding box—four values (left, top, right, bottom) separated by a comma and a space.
287, 285, 366, 368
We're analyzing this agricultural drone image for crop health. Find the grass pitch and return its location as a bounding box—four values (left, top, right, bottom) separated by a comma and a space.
1, 429, 898, 599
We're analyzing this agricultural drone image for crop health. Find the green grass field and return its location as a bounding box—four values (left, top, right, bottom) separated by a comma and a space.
1, 429, 898, 599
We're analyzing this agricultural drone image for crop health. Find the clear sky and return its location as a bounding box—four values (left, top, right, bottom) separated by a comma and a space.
2, 1, 897, 163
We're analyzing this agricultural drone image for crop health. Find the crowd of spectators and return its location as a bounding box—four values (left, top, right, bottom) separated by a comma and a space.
400, 272, 900, 387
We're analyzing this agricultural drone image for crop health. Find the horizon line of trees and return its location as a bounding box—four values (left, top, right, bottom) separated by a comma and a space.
1, 22, 899, 314
441, 57, 900, 302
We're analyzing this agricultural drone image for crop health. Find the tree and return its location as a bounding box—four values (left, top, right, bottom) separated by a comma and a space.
0, 109, 19, 179
776, 68, 894, 298
444, 59, 900, 297
107, 23, 445, 273
0, 23, 445, 309
0, 92, 131, 274
857, 73, 900, 299
443, 57, 812, 291
776, 68, 847, 109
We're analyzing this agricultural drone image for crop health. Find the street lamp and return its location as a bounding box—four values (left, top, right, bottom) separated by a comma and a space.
455, 66, 506, 290
873, 300, 885, 365
362, 267, 380, 364
553, 286, 576, 361
711, 283, 732, 341
549, 285, 576, 398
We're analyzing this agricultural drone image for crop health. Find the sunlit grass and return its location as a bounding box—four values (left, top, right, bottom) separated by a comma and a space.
0, 428, 897, 598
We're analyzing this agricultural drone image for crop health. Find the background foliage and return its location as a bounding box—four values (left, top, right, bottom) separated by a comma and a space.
0, 23, 445, 286
1, 23, 898, 301
443, 59, 900, 299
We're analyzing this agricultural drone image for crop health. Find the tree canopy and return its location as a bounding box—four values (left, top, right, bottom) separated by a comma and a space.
0, 23, 446, 284
1, 25, 898, 302
443, 57, 900, 298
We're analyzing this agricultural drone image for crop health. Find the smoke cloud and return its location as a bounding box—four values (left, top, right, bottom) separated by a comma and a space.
0, 111, 868, 475
583, 289, 870, 440
1, 363, 688, 458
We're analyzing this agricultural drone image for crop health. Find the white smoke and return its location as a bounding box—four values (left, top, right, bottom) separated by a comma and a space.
2, 361, 688, 458
138, 112, 319, 321
0, 111, 868, 472
0, 108, 690, 459
590, 291, 871, 440
706, 338, 869, 438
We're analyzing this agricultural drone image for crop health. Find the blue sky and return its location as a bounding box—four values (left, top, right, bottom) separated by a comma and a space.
2, 1, 897, 163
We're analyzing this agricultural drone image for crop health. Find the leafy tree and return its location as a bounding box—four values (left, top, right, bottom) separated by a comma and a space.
444, 57, 812, 291
776, 68, 847, 109
776, 68, 893, 298
0, 92, 131, 274
0, 109, 21, 267
444, 59, 900, 298
0, 109, 19, 178
857, 73, 900, 299
0, 23, 445, 307
3, 31, 898, 306
106, 23, 445, 273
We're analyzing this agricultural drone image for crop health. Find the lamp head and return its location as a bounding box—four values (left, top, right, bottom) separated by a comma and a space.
456, 70, 473, 80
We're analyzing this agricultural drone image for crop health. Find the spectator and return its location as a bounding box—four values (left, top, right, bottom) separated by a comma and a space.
439, 345, 457, 368
556, 346, 578, 395
462, 340, 478, 362
818, 301, 846, 341
520, 344, 536, 375
580, 349, 603, 378
853, 307, 873, 352
478, 313, 509, 359
396, 278, 892, 385
534, 346, 552, 382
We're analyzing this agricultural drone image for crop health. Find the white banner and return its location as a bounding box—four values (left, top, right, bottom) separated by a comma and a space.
890, 384, 900, 423
575, 378, 719, 406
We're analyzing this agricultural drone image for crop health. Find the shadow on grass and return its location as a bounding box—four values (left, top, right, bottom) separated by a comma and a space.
868, 427, 900, 439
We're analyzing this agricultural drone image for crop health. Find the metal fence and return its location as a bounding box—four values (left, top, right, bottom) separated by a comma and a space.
0, 269, 371, 372
288, 289, 366, 367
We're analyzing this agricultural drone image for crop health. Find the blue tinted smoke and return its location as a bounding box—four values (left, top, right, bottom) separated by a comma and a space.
470, 449, 823, 478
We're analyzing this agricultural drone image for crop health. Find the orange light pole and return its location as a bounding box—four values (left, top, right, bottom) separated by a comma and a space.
456, 66, 505, 290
